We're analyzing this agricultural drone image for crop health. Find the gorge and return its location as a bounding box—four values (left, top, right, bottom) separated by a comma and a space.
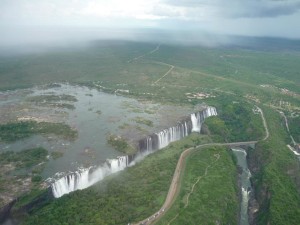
51, 106, 217, 198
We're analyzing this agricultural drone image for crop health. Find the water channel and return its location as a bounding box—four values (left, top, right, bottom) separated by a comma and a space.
232, 148, 251, 225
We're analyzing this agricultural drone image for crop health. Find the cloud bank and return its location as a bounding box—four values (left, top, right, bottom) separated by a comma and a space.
0, 0, 299, 48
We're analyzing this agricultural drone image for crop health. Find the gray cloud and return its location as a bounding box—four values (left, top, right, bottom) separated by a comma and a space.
163, 0, 211, 7
229, 0, 300, 18
163, 0, 300, 18
0, 0, 300, 48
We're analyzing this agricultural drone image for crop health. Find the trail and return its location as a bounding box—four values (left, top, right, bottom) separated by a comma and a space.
277, 110, 296, 145
166, 154, 220, 225
153, 65, 174, 84
132, 107, 268, 225
127, 44, 176, 85
132, 141, 257, 225
184, 153, 220, 208
127, 44, 160, 63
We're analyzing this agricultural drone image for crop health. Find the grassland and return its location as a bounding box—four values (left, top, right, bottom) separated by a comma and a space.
132, 116, 154, 127
204, 97, 265, 142
18, 135, 211, 225
0, 147, 48, 170
27, 94, 77, 109
288, 116, 300, 142
1, 40, 299, 105
27, 94, 77, 103
146, 45, 300, 93
0, 121, 77, 143
247, 106, 300, 225
157, 146, 238, 225
0, 41, 165, 91
106, 133, 136, 154
0, 147, 49, 207
0, 40, 299, 224
13, 100, 264, 224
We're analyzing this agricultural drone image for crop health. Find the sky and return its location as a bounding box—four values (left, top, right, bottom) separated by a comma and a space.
1, 0, 300, 47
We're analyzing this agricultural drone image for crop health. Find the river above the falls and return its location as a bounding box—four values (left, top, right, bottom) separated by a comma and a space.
0, 83, 196, 178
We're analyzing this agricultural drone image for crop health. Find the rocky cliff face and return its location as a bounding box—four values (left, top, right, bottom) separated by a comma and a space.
0, 199, 17, 223
0, 187, 53, 224
247, 145, 271, 225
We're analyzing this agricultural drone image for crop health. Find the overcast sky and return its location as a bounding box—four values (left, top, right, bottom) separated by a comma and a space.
1, 0, 300, 47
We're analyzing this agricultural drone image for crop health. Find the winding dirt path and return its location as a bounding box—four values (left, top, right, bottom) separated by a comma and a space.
184, 153, 220, 208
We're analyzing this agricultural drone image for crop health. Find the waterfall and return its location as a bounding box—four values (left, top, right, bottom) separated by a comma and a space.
51, 106, 217, 198
156, 122, 190, 149
146, 136, 153, 153
52, 156, 130, 198
108, 156, 128, 173
191, 113, 200, 132
191, 106, 217, 132
139, 106, 218, 152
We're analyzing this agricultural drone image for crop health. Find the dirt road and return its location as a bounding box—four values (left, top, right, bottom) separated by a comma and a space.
133, 141, 257, 225
255, 106, 269, 141
133, 107, 268, 225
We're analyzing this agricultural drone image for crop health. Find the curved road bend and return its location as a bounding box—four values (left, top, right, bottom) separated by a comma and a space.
133, 141, 257, 225
132, 106, 269, 225
255, 106, 269, 141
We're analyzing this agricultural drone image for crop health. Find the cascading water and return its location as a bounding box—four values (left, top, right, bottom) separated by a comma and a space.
52, 156, 130, 198
108, 156, 128, 173
146, 137, 153, 153
51, 106, 217, 198
232, 148, 251, 225
191, 106, 217, 132
140, 106, 217, 151
155, 123, 189, 149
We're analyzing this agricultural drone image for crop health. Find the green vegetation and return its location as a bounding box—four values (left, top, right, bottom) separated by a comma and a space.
21, 135, 211, 225
248, 106, 300, 224
204, 98, 264, 142
27, 94, 77, 103
13, 188, 51, 212
0, 40, 299, 224
132, 116, 153, 127
118, 123, 130, 129
50, 151, 64, 160
31, 102, 75, 110
0, 40, 299, 109
26, 94, 77, 109
0, 148, 48, 206
28, 94, 77, 110
95, 110, 102, 115
147, 45, 300, 94
0, 41, 165, 91
106, 134, 135, 154
288, 116, 300, 143
31, 175, 43, 183
0, 121, 77, 142
157, 147, 238, 225
0, 147, 48, 169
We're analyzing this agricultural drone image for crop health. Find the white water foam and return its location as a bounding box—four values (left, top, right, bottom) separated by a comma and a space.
52, 156, 129, 198
51, 107, 218, 198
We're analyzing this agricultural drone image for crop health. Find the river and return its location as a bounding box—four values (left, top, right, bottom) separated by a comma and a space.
232, 148, 251, 225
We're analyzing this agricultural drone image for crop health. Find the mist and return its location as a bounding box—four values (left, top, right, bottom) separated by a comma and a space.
0, 25, 230, 55
1, 25, 300, 57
